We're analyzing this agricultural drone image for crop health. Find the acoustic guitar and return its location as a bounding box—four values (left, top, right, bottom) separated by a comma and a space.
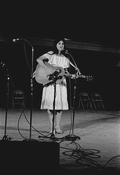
33, 61, 93, 86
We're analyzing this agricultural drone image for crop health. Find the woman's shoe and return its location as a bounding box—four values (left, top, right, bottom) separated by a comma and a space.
55, 126, 63, 134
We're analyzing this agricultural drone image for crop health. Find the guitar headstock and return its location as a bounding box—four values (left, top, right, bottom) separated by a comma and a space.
85, 75, 93, 82
77, 74, 93, 81
72, 74, 93, 82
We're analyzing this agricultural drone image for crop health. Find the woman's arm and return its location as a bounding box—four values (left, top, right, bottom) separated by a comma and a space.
37, 56, 48, 65
37, 51, 53, 65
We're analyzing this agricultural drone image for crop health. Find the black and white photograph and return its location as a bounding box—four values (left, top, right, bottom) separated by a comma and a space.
0, 2, 120, 174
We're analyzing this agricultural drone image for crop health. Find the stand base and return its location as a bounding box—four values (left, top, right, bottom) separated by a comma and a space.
64, 134, 81, 141
2, 135, 12, 141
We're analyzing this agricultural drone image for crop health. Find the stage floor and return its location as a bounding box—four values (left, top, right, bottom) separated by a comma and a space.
0, 108, 120, 174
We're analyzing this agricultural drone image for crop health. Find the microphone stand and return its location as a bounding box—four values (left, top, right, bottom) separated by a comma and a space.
64, 72, 80, 141
29, 44, 34, 141
49, 75, 61, 141
1, 62, 12, 141
23, 39, 34, 141
14, 38, 34, 141
49, 81, 56, 140
64, 52, 81, 141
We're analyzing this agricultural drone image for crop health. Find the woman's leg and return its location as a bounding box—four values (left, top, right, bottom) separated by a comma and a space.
47, 109, 56, 133
55, 110, 62, 134
47, 109, 63, 134
47, 109, 54, 132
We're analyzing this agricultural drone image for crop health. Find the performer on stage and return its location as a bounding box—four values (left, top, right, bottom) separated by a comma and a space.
36, 37, 76, 134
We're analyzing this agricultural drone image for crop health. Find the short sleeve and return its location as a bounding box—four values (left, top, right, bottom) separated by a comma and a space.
37, 51, 54, 64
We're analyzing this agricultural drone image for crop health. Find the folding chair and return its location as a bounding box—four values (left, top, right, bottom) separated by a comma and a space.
12, 90, 25, 108
78, 92, 93, 110
91, 93, 105, 110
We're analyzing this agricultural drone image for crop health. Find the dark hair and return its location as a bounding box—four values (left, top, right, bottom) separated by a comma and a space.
52, 37, 66, 55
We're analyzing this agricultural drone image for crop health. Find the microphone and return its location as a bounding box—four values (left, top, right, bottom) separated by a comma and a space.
65, 50, 69, 54
49, 68, 61, 81
12, 38, 33, 48
13, 38, 21, 42
0, 61, 5, 67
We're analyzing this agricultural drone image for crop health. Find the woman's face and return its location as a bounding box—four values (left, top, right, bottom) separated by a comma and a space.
56, 40, 64, 52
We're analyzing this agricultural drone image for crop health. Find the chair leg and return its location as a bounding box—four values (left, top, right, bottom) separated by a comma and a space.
93, 102, 97, 110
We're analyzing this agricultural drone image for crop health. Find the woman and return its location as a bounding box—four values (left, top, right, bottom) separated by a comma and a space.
36, 37, 74, 134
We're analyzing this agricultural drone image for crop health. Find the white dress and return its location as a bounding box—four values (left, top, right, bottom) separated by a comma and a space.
38, 51, 70, 110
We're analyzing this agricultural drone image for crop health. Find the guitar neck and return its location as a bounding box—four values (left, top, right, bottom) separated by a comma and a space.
78, 74, 86, 78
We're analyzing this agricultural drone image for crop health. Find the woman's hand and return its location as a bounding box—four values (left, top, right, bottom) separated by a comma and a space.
71, 74, 76, 79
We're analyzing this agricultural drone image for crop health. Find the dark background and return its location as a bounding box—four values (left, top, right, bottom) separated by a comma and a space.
0, 41, 120, 110
0, 2, 120, 110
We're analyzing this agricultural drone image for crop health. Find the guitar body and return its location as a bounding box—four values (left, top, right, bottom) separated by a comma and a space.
34, 62, 65, 85
35, 64, 50, 85
34, 61, 93, 85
